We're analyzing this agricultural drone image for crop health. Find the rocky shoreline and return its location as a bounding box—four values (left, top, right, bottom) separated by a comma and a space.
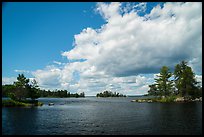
131, 96, 202, 103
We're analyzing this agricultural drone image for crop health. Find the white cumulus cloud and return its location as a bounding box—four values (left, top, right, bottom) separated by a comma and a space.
2, 77, 17, 85
32, 2, 202, 95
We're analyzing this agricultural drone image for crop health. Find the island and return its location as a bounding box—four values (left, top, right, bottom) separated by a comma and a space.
2, 74, 85, 107
96, 90, 126, 97
2, 74, 43, 107
131, 61, 202, 103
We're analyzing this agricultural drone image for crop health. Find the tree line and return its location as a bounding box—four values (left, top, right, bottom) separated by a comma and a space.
39, 89, 85, 98
96, 90, 126, 97
148, 61, 202, 99
2, 74, 85, 101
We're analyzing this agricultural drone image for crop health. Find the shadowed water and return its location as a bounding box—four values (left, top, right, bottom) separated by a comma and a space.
2, 97, 202, 135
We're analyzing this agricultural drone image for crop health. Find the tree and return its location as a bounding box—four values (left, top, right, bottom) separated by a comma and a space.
96, 91, 126, 97
14, 74, 30, 88
174, 61, 198, 97
2, 84, 16, 97
79, 92, 85, 97
155, 66, 173, 97
13, 74, 30, 101
148, 84, 158, 96
28, 79, 40, 101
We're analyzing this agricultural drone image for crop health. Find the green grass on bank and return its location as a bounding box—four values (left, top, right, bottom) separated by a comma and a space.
155, 95, 178, 103
2, 99, 43, 107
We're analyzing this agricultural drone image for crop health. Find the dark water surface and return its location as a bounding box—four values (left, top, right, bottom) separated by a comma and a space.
2, 97, 202, 135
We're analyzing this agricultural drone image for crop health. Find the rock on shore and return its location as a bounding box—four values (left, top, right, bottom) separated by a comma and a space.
131, 97, 202, 103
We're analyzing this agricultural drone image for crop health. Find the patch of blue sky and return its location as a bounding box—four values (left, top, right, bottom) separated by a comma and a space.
2, 2, 104, 77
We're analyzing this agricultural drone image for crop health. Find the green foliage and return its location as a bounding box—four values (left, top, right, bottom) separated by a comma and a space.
27, 79, 41, 101
147, 60, 201, 99
37, 90, 85, 98
148, 84, 159, 96
14, 74, 30, 88
2, 84, 16, 97
2, 99, 43, 107
157, 95, 178, 103
154, 66, 173, 97
2, 74, 40, 103
174, 61, 199, 97
96, 91, 126, 97
7, 92, 17, 100
12, 74, 30, 101
2, 99, 31, 107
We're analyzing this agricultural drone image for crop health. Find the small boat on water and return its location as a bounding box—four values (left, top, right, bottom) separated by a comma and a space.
48, 103, 54, 106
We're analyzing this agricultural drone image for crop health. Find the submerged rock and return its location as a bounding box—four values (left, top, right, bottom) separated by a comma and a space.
48, 103, 54, 106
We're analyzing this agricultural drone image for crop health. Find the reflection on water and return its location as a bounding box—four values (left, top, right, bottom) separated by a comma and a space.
2, 97, 202, 135
2, 107, 39, 135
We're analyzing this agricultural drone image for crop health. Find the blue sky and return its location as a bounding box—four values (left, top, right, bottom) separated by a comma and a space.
3, 2, 105, 77
2, 2, 202, 95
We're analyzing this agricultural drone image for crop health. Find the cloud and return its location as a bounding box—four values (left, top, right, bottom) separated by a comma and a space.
32, 2, 202, 95
95, 2, 121, 21
121, 2, 147, 15
2, 77, 36, 85
53, 61, 62, 65
14, 69, 30, 73
62, 2, 202, 77
195, 75, 202, 87
2, 77, 17, 85
31, 65, 62, 90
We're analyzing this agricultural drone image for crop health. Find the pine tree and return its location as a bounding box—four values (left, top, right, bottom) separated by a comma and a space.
155, 66, 173, 97
13, 74, 30, 101
174, 61, 198, 97
28, 79, 40, 101
148, 84, 158, 96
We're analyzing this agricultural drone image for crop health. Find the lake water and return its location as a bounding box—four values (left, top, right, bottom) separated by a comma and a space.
2, 97, 202, 135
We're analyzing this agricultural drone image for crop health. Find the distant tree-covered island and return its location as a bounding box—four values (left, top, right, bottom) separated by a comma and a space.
96, 90, 126, 97
132, 61, 202, 103
2, 74, 85, 107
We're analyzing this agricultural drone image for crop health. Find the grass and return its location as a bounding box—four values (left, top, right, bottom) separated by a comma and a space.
2, 99, 31, 107
134, 95, 180, 103
2, 99, 43, 107
156, 95, 178, 103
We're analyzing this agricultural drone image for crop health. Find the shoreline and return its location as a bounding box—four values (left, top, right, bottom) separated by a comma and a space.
131, 96, 202, 103
2, 99, 43, 107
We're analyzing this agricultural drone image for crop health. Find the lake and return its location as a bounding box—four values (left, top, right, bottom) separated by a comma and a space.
2, 97, 202, 135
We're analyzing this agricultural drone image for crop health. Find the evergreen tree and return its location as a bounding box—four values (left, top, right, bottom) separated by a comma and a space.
28, 79, 40, 101
174, 61, 198, 97
148, 84, 158, 96
2, 84, 16, 97
155, 66, 173, 97
13, 74, 30, 101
